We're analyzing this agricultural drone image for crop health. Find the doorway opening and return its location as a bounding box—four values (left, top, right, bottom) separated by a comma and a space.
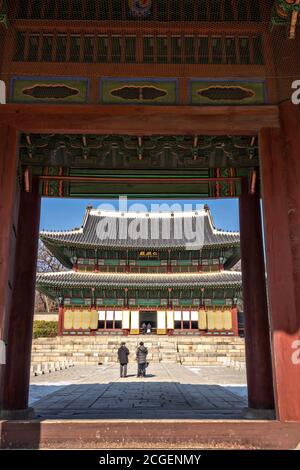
4, 121, 275, 426
139, 311, 157, 333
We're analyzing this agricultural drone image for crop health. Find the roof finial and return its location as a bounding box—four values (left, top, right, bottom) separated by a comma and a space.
86, 204, 93, 212
204, 204, 209, 212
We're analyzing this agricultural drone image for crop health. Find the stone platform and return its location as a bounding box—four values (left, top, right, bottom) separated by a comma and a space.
31, 335, 245, 369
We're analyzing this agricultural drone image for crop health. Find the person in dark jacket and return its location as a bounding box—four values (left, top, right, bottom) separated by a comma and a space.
136, 341, 148, 377
118, 342, 129, 378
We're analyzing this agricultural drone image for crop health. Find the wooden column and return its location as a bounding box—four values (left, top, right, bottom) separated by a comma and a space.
58, 305, 64, 336
231, 307, 239, 337
279, 102, 300, 322
260, 127, 300, 421
0, 125, 19, 408
2, 178, 41, 416
239, 179, 274, 410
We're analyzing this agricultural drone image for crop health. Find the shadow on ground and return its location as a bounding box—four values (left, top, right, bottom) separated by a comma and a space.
30, 381, 248, 420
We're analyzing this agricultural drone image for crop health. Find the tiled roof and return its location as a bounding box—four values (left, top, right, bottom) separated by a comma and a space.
40, 207, 240, 250
36, 270, 242, 289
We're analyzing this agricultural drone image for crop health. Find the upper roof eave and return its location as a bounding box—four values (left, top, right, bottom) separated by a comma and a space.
40, 207, 240, 251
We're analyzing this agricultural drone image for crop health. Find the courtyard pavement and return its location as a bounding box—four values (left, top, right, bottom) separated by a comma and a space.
30, 363, 248, 420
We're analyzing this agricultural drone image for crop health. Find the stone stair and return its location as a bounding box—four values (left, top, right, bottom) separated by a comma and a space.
31, 335, 245, 369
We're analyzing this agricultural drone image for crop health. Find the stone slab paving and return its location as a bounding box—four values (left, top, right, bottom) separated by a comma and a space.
30, 363, 248, 420
189, 366, 247, 399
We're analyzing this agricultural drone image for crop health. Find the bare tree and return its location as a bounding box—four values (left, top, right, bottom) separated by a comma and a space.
231, 260, 241, 271
37, 241, 64, 273
35, 241, 65, 313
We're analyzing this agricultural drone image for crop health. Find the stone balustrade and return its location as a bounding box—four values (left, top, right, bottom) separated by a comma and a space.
30, 360, 74, 376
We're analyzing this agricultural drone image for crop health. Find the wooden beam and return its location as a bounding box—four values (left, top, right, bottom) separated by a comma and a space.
39, 176, 241, 184
13, 19, 265, 34
1, 420, 300, 450
0, 105, 279, 135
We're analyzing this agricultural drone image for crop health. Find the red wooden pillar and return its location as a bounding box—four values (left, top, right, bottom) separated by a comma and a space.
280, 102, 300, 322
231, 307, 239, 337
260, 126, 300, 421
239, 178, 274, 410
0, 125, 19, 408
58, 305, 64, 336
167, 249, 172, 273
1, 178, 41, 418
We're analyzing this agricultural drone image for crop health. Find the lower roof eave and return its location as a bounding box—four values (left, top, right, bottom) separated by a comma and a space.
36, 270, 242, 290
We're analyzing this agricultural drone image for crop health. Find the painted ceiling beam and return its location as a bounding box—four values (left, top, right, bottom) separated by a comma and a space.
271, 0, 300, 38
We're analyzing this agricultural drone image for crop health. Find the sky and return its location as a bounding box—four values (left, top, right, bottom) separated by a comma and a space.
40, 198, 240, 232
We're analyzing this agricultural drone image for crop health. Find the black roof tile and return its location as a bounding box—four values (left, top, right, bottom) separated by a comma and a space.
37, 270, 242, 289
40, 207, 240, 250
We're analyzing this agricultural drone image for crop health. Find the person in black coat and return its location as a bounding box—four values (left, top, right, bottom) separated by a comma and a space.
136, 341, 148, 377
118, 342, 130, 378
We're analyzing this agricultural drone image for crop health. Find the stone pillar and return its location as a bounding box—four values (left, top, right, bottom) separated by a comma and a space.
0, 125, 19, 408
1, 178, 41, 418
239, 178, 274, 411
260, 126, 300, 421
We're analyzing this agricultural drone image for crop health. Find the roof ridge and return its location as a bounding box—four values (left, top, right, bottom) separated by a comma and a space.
88, 209, 208, 218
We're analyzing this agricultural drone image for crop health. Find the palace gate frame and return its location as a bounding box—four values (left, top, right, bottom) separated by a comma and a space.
0, 102, 300, 447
